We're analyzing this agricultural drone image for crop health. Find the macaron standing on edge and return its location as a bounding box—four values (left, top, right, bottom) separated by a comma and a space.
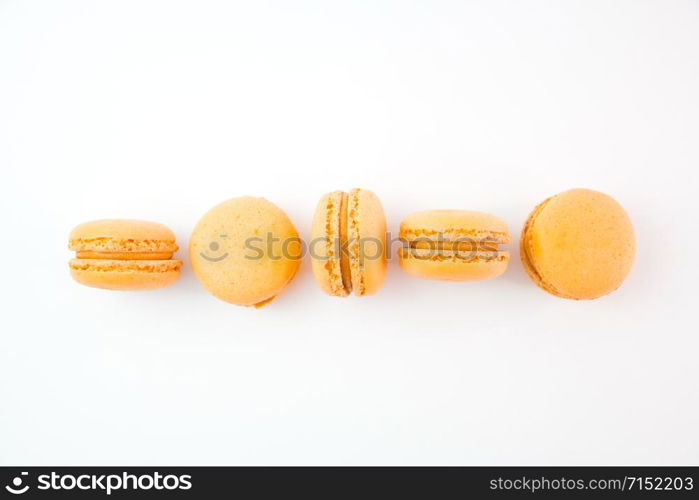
189, 196, 301, 307
520, 188, 636, 300
310, 188, 387, 297
398, 209, 510, 281
68, 219, 183, 290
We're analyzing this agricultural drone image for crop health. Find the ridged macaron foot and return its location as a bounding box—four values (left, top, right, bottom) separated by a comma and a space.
68, 219, 183, 290
520, 188, 635, 300
398, 210, 510, 281
310, 188, 387, 297
189, 197, 301, 307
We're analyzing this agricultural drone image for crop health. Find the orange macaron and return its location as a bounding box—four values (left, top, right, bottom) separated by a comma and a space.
189, 197, 301, 307
69, 219, 183, 290
520, 188, 635, 300
398, 209, 510, 281
310, 188, 387, 297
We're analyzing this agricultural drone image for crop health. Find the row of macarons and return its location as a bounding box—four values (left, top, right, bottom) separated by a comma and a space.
68, 187, 636, 306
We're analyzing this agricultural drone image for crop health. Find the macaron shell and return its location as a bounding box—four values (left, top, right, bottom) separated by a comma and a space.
399, 248, 509, 281
521, 188, 635, 300
310, 191, 350, 297
69, 258, 182, 290
348, 188, 387, 296
189, 197, 301, 307
69, 219, 178, 254
520, 196, 566, 297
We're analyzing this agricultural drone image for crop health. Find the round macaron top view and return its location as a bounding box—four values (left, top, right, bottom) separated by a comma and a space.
520, 188, 636, 300
310, 188, 387, 297
189, 196, 301, 308
68, 219, 183, 290
398, 209, 510, 282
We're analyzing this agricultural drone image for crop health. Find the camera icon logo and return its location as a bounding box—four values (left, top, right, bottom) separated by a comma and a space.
5, 472, 29, 495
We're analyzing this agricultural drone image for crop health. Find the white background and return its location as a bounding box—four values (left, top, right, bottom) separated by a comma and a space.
1, 0, 697, 465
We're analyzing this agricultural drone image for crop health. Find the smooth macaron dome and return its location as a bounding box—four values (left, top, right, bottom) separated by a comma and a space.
398, 209, 510, 281
189, 197, 301, 307
310, 188, 387, 297
520, 188, 635, 300
68, 219, 182, 290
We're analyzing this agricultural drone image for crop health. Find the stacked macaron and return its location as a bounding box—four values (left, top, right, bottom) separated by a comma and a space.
398, 209, 510, 282
68, 219, 182, 290
310, 188, 387, 297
